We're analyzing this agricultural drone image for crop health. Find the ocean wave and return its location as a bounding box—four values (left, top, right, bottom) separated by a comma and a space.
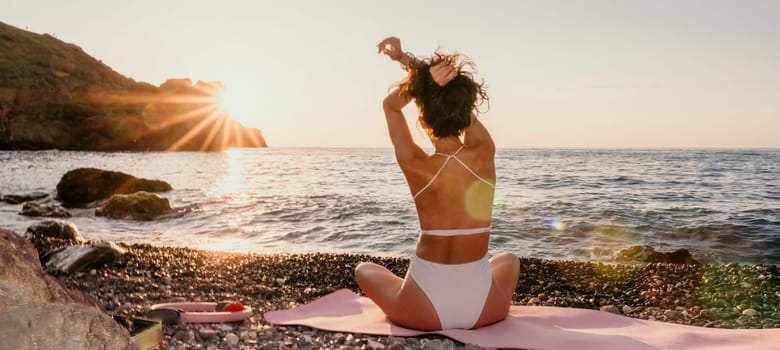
1, 148, 778, 264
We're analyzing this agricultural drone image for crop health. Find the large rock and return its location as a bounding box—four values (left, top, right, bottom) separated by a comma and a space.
25, 220, 85, 253
25, 220, 84, 242
19, 201, 71, 217
0, 229, 129, 349
0, 21, 267, 151
0, 228, 51, 308
95, 191, 172, 220
56, 168, 171, 205
0, 303, 135, 350
42, 241, 126, 274
0, 228, 98, 309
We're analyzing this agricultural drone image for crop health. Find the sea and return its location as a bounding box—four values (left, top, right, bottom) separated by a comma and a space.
1, 148, 778, 264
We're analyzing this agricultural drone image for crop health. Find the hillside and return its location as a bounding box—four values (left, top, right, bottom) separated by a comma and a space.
0, 21, 267, 151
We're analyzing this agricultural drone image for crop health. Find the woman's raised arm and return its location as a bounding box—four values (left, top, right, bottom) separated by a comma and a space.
378, 37, 424, 163
377, 37, 412, 67
463, 114, 495, 154
382, 89, 421, 161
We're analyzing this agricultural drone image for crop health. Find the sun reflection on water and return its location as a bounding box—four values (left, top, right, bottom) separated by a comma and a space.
216, 148, 250, 196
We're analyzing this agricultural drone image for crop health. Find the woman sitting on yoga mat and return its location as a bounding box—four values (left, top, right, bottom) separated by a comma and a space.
355, 37, 520, 331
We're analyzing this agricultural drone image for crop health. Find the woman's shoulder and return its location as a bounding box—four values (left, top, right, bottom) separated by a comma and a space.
461, 143, 495, 163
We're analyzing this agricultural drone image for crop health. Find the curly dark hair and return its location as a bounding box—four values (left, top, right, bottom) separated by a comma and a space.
399, 52, 489, 139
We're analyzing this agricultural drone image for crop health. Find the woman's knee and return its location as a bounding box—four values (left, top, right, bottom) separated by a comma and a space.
354, 262, 377, 281
490, 253, 520, 289
491, 252, 519, 268
494, 251, 518, 260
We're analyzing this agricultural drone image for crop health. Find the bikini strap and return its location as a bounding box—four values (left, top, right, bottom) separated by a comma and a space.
451, 157, 495, 188
413, 156, 452, 199
412, 145, 494, 199
436, 145, 494, 188
433, 145, 465, 158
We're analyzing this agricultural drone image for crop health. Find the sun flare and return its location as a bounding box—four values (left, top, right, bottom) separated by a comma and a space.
217, 81, 264, 129
140, 79, 266, 151
217, 87, 239, 117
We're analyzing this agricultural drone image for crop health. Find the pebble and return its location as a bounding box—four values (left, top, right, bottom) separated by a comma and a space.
225, 332, 239, 346
742, 309, 758, 317
664, 310, 678, 321
368, 340, 385, 349
421, 339, 439, 349
198, 328, 220, 341
600, 305, 620, 314
173, 330, 195, 342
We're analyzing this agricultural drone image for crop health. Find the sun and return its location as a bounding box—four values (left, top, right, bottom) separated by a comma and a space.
217, 80, 264, 128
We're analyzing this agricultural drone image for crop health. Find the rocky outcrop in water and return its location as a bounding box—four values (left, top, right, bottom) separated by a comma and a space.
616, 245, 701, 265
0, 21, 267, 151
19, 201, 71, 217
0, 191, 48, 204
56, 167, 171, 205
95, 191, 172, 220
646, 248, 699, 264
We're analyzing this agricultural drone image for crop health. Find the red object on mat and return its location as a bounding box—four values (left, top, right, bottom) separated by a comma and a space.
223, 302, 244, 312
264, 289, 780, 350
151, 302, 252, 323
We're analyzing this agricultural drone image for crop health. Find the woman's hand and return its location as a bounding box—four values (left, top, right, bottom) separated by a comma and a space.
430, 61, 458, 87
377, 37, 405, 61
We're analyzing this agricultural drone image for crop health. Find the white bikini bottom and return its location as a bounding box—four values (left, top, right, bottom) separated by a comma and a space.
408, 254, 492, 329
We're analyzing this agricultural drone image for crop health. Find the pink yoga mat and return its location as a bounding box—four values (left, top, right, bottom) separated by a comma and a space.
264, 289, 780, 349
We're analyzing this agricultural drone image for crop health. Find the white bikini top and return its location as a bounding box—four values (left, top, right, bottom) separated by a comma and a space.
414, 145, 495, 237
412, 145, 495, 199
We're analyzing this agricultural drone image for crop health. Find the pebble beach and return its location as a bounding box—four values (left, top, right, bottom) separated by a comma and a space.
55, 243, 780, 349
3, 7, 780, 349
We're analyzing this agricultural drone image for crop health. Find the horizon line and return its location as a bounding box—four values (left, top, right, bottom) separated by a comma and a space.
236, 145, 780, 150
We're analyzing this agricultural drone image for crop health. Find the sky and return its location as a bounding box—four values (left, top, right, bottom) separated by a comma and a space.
3, 0, 779, 148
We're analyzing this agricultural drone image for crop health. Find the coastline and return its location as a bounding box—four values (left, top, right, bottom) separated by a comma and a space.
55, 243, 780, 349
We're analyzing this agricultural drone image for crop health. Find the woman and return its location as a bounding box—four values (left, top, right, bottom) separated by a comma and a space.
354, 37, 520, 331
